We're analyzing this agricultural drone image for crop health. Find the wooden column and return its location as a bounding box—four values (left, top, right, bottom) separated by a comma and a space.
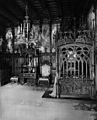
49, 21, 52, 84
56, 25, 59, 77
91, 0, 97, 94
56, 27, 60, 98
94, 1, 97, 92
12, 27, 15, 75
2, 29, 7, 53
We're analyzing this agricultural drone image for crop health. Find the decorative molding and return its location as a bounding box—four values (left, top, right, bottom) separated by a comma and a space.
56, 30, 93, 47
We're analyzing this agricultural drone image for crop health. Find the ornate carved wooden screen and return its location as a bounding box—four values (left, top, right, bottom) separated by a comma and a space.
57, 30, 95, 98
59, 45, 91, 79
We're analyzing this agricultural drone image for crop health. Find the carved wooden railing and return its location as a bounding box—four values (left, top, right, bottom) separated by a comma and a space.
57, 77, 95, 98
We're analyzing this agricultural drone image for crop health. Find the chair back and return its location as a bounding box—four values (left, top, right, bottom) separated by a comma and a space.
41, 64, 50, 77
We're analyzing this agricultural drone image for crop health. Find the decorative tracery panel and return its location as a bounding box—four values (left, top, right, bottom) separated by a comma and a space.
58, 44, 95, 97
59, 45, 91, 79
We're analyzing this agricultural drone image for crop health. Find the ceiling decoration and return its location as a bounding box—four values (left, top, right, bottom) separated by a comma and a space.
0, 0, 94, 35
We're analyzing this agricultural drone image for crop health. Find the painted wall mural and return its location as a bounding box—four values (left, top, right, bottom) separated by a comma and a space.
13, 23, 59, 54
87, 6, 95, 30
41, 24, 50, 52
6, 28, 13, 53
52, 24, 57, 51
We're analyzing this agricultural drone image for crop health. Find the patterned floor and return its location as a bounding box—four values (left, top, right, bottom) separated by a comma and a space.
0, 83, 97, 120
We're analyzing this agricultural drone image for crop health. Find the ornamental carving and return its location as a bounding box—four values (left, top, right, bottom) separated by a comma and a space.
56, 30, 93, 47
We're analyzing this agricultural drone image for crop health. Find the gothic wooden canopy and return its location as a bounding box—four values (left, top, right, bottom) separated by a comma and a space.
0, 0, 94, 35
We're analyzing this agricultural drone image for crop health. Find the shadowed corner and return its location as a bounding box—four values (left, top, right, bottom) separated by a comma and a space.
42, 89, 53, 98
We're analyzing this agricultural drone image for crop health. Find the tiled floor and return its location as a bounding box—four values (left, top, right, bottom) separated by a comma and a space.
0, 83, 97, 120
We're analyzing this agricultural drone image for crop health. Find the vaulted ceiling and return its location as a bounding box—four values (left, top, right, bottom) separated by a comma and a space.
0, 0, 94, 35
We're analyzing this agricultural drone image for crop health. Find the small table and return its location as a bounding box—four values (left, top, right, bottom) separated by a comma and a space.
19, 73, 36, 85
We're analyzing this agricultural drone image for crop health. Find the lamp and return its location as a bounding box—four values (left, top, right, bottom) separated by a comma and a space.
14, 4, 33, 50
23, 5, 30, 49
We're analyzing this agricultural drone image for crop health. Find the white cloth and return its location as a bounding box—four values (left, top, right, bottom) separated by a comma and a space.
49, 73, 58, 97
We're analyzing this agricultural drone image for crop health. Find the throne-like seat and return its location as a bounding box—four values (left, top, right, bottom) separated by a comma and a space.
38, 63, 50, 86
